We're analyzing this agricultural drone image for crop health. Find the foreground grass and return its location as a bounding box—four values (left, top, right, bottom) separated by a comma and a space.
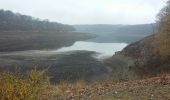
0, 70, 170, 100
0, 69, 51, 100
54, 74, 170, 100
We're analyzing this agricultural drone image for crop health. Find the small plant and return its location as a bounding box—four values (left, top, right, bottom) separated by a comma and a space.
0, 69, 50, 100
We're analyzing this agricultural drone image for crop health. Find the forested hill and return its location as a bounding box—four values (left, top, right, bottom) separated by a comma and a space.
74, 24, 156, 33
74, 24, 157, 43
0, 9, 75, 31
0, 10, 94, 52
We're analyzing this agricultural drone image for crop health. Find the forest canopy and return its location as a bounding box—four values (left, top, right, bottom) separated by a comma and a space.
0, 9, 75, 31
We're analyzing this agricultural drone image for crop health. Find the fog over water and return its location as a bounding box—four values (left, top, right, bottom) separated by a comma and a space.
55, 41, 128, 58
0, 41, 127, 59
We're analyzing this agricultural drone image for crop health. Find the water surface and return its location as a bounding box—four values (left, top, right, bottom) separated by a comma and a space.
55, 41, 127, 58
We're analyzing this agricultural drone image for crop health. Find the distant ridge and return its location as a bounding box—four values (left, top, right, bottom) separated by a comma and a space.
0, 9, 75, 31
74, 23, 157, 43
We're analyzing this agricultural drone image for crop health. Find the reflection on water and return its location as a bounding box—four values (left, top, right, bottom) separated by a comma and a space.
55, 41, 128, 58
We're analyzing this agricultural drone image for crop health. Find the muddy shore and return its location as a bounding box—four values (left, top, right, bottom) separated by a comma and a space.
0, 50, 109, 83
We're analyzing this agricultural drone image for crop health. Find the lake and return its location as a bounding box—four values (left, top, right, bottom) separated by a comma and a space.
0, 41, 128, 82
0, 41, 127, 59
55, 41, 128, 58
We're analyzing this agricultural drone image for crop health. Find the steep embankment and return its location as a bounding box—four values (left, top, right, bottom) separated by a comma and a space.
106, 0, 170, 78
106, 34, 170, 80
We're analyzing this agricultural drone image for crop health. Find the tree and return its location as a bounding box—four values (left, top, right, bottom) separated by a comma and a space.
155, 0, 170, 61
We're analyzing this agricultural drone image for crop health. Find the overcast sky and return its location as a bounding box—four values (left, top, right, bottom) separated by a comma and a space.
0, 0, 168, 25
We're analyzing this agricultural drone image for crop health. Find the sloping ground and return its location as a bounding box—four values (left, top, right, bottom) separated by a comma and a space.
120, 35, 170, 76
0, 51, 108, 83
105, 35, 170, 80
46, 74, 170, 100
119, 35, 160, 76
1, 69, 170, 100
0, 31, 95, 52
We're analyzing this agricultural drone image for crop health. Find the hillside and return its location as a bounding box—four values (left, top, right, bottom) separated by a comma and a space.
74, 24, 156, 43
1, 69, 170, 100
105, 1, 170, 80
0, 31, 94, 52
54, 74, 170, 100
0, 9, 74, 31
0, 10, 95, 52
105, 27, 170, 81
102, 35, 164, 81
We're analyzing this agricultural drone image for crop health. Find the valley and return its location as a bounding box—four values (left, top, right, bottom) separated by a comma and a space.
0, 1, 170, 99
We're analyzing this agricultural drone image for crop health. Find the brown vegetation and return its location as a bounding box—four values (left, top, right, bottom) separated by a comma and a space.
154, 0, 170, 62
0, 69, 50, 100
0, 70, 170, 100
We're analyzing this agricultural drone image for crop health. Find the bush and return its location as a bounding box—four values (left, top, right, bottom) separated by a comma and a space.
0, 69, 50, 100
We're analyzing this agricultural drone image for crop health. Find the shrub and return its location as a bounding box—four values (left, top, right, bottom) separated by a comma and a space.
0, 69, 50, 100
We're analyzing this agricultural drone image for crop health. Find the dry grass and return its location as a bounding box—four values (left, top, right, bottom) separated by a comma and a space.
52, 74, 170, 100
0, 69, 170, 100
0, 69, 50, 100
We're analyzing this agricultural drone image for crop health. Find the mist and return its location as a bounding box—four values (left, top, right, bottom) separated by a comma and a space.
0, 0, 168, 24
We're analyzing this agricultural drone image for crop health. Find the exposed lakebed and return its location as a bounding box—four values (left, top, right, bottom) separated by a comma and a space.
0, 41, 127, 82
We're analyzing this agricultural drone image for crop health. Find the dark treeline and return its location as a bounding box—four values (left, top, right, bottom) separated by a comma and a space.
0, 9, 75, 31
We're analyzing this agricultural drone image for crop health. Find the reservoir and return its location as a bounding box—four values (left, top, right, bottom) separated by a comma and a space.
55, 41, 128, 58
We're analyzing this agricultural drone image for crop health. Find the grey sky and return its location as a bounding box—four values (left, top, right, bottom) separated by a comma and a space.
0, 0, 168, 24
